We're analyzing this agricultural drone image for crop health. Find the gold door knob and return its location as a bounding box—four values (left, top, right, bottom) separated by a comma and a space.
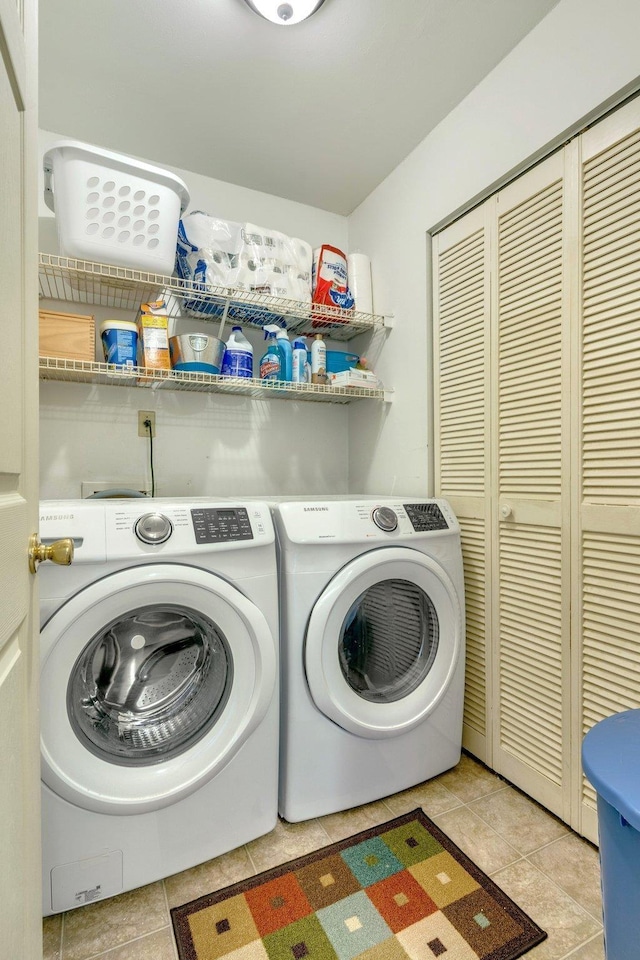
28, 534, 74, 574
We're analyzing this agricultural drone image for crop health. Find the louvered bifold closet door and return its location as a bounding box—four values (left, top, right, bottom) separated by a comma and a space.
492, 151, 572, 820
433, 205, 492, 763
576, 98, 640, 843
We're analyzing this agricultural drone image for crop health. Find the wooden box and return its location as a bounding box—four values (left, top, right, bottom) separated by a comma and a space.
39, 309, 96, 362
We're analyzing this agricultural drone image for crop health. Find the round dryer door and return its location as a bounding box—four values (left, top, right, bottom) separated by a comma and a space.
40, 563, 276, 815
305, 547, 462, 739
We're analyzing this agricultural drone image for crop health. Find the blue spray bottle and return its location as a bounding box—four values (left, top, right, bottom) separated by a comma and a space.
260, 326, 282, 380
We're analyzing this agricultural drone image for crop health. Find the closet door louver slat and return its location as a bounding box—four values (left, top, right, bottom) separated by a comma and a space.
580, 534, 640, 826
458, 516, 487, 745
578, 98, 640, 842
436, 234, 486, 496
433, 207, 491, 762
498, 524, 563, 786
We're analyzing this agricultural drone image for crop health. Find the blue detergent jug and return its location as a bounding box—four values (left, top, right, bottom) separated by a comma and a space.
222, 326, 253, 378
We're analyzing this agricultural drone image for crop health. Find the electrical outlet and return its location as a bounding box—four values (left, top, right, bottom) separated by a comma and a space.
138, 410, 156, 438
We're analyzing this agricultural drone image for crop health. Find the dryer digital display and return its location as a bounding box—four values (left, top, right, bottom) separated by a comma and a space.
191, 508, 253, 543
403, 503, 449, 532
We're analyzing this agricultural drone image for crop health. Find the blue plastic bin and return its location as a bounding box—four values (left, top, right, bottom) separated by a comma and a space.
582, 709, 640, 959
306, 349, 359, 374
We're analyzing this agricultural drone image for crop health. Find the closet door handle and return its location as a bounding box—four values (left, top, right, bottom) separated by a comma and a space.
500, 503, 513, 520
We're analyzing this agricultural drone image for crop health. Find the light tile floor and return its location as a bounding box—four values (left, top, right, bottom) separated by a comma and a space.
42, 754, 605, 960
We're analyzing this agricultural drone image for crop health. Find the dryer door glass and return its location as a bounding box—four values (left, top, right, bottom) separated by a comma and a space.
338, 579, 439, 702
67, 604, 233, 766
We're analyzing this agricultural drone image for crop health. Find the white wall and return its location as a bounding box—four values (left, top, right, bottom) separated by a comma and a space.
347, 0, 640, 496
39, 129, 350, 500
41, 0, 640, 501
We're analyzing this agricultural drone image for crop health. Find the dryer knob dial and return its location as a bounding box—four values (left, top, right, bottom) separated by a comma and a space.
372, 506, 398, 532
135, 512, 173, 544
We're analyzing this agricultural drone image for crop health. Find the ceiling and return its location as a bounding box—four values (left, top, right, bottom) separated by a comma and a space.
39, 0, 561, 216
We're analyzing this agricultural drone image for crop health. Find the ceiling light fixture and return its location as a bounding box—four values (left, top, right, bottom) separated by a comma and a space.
242, 0, 326, 26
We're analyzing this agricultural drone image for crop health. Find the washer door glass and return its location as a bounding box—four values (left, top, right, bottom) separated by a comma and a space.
339, 579, 438, 703
305, 548, 462, 739
67, 604, 232, 766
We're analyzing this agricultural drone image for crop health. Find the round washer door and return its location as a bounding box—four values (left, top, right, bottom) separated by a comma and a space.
40, 563, 276, 815
305, 547, 461, 739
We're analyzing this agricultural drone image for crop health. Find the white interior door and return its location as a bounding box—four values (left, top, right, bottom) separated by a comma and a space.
0, 0, 40, 955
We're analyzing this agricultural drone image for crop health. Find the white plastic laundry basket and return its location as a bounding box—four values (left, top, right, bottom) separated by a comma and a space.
43, 140, 190, 275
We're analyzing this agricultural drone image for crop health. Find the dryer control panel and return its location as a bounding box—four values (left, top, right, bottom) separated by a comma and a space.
276, 498, 458, 545
404, 502, 449, 532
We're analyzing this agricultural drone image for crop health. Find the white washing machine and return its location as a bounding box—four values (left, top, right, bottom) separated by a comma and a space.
273, 497, 465, 822
38, 498, 279, 916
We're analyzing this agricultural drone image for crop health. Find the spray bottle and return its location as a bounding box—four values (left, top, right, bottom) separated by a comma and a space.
260, 326, 283, 380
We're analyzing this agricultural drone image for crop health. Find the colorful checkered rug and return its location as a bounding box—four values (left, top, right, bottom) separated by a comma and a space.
171, 809, 546, 960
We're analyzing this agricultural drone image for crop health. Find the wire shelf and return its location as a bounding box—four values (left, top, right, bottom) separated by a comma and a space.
38, 357, 390, 404
38, 253, 390, 342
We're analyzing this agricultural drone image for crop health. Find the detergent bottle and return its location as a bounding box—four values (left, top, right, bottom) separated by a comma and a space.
292, 337, 307, 383
221, 325, 253, 378
275, 325, 292, 381
311, 334, 328, 385
260, 326, 282, 380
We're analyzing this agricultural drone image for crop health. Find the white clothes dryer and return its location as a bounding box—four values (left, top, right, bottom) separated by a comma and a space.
273, 498, 465, 823
39, 499, 279, 916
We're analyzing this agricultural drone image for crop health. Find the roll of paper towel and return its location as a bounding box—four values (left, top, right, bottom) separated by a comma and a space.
347, 253, 373, 314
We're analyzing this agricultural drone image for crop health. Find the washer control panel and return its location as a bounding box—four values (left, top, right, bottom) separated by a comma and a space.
404, 502, 449, 532
37, 499, 273, 565
134, 512, 173, 544
191, 507, 254, 544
